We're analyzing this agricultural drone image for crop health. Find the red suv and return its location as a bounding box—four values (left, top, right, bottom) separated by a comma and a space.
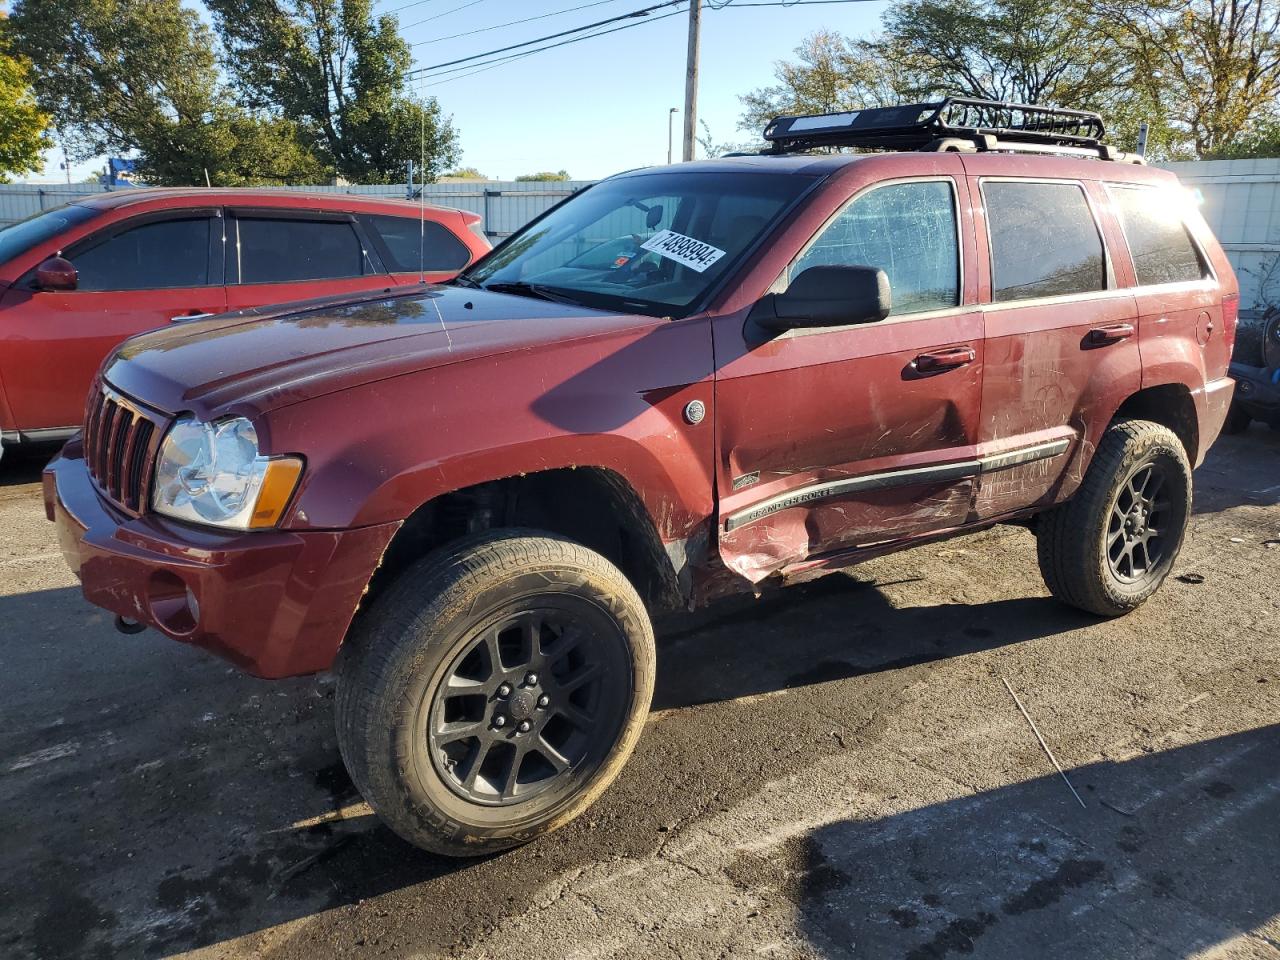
45, 100, 1237, 857
0, 188, 489, 451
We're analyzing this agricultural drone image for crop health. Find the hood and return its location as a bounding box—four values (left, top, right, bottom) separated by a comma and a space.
104, 285, 652, 416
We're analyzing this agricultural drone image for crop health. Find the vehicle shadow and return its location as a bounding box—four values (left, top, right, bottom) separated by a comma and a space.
794, 724, 1280, 959
1192, 426, 1280, 515
0, 443, 57, 488
651, 572, 1094, 711
0, 571, 1098, 959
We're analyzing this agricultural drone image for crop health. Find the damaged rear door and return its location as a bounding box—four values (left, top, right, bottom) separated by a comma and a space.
712, 172, 985, 583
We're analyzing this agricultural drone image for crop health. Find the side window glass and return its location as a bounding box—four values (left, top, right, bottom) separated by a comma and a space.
73, 218, 211, 291
236, 218, 368, 284
1108, 186, 1205, 285
365, 214, 472, 272
984, 181, 1105, 302
793, 180, 959, 316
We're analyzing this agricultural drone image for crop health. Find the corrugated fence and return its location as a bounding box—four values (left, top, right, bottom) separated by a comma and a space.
0, 180, 595, 239
5, 160, 1280, 309
1162, 159, 1280, 312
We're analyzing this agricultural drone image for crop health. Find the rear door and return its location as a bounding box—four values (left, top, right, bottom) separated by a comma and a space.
968, 172, 1140, 520
1105, 183, 1224, 389
360, 213, 477, 285
0, 210, 225, 432
713, 169, 987, 582
222, 210, 394, 311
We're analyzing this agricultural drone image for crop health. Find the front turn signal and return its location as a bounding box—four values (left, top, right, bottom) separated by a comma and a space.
249, 457, 305, 529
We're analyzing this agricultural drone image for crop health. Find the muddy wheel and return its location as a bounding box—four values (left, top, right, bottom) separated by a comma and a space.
335, 530, 654, 857
1036, 419, 1192, 617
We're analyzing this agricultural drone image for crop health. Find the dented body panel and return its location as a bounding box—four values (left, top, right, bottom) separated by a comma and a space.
46, 150, 1239, 677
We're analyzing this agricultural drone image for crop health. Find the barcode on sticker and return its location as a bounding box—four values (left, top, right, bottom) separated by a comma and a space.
640, 230, 727, 273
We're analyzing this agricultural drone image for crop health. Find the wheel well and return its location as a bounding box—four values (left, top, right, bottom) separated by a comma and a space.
1113, 384, 1199, 463
360, 468, 685, 618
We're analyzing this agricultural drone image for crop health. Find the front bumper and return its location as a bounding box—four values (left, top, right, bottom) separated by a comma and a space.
1229, 362, 1280, 422
44, 440, 399, 679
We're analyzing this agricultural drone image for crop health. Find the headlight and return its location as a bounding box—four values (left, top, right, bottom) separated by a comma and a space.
151, 416, 303, 530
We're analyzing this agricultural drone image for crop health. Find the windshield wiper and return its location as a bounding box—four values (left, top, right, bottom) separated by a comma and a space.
482, 281, 585, 306
452, 275, 482, 289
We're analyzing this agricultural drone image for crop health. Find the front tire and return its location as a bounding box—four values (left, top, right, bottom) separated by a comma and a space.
1036, 419, 1192, 617
335, 531, 655, 857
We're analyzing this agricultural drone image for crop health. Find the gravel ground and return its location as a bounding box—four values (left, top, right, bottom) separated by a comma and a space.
0, 427, 1277, 960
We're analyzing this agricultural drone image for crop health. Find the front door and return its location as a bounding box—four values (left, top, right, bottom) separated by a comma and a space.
0, 212, 225, 432
712, 175, 986, 583
222, 211, 395, 312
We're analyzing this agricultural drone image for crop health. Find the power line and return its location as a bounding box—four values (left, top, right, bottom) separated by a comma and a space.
417, 6, 688, 83
410, 0, 685, 77
381, 0, 442, 16
408, 0, 887, 84
410, 0, 631, 48
400, 0, 488, 32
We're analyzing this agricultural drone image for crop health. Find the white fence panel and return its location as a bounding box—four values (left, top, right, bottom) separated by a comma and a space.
1161, 158, 1280, 311
0, 181, 594, 240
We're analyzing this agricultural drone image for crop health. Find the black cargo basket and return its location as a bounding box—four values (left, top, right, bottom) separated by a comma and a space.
763, 97, 1111, 156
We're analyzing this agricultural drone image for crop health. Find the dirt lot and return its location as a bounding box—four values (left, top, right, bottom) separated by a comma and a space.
1, 428, 1277, 960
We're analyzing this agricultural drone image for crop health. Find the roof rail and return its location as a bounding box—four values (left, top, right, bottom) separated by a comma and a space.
762, 97, 1143, 163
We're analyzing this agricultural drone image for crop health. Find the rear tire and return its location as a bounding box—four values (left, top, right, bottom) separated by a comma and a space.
335, 530, 655, 857
1036, 419, 1192, 617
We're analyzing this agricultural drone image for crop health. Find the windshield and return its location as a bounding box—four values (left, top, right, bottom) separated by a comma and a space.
0, 203, 98, 267
463, 171, 813, 317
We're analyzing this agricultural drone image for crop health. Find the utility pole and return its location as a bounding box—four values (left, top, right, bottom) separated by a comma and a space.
668, 107, 678, 165
682, 0, 701, 162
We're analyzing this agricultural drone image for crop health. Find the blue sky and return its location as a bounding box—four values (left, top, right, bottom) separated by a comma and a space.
32, 0, 891, 183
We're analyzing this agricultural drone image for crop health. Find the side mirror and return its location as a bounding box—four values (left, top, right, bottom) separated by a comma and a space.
752, 265, 891, 332
35, 256, 78, 292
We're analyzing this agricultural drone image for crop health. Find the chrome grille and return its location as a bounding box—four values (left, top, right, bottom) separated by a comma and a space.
83, 384, 168, 515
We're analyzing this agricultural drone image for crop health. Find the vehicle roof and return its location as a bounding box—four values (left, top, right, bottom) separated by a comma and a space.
617, 149, 1176, 185
71, 187, 481, 222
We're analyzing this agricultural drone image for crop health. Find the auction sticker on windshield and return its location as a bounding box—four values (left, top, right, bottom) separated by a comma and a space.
640, 230, 727, 273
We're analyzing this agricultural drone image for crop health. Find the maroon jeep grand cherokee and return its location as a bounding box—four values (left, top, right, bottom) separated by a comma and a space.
46, 100, 1238, 856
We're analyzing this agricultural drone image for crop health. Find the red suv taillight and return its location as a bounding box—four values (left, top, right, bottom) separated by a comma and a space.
1222, 293, 1239, 357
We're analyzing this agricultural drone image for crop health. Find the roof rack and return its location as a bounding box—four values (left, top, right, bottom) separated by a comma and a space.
762, 97, 1143, 163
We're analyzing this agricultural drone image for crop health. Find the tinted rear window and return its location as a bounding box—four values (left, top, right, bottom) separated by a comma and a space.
0, 204, 98, 266
1109, 185, 1205, 286
365, 214, 472, 272
984, 181, 1106, 302
73, 217, 211, 290
236, 217, 369, 284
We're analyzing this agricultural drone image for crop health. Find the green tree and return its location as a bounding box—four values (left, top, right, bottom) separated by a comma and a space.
0, 42, 51, 182
739, 30, 911, 134
1096, 0, 1280, 156
443, 166, 488, 179
866, 0, 1173, 154
515, 169, 572, 182
4, 0, 320, 184
696, 119, 760, 158
204, 0, 459, 184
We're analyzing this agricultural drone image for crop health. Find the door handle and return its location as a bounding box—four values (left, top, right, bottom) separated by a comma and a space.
1086, 322, 1135, 346
169, 312, 215, 324
914, 346, 976, 372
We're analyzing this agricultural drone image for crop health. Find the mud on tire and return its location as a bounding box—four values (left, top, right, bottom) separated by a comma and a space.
334, 530, 655, 857
1036, 419, 1192, 617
